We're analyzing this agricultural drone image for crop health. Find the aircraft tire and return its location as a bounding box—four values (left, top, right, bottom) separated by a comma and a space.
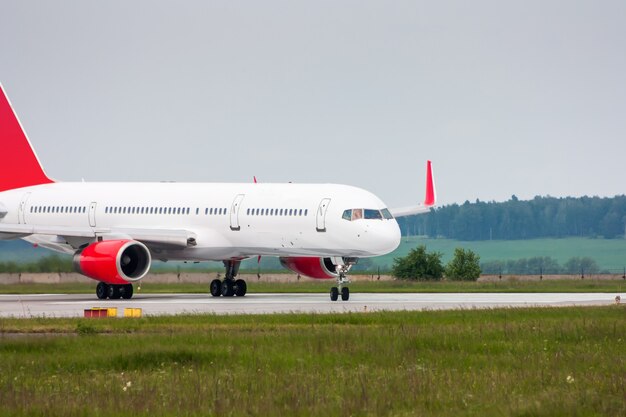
121, 284, 133, 299
96, 282, 109, 300
210, 279, 222, 297
330, 287, 339, 301
234, 279, 247, 297
108, 285, 122, 300
221, 280, 235, 297
341, 287, 350, 301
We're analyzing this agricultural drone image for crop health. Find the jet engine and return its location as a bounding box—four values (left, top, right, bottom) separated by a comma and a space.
73, 240, 151, 284
279, 257, 339, 280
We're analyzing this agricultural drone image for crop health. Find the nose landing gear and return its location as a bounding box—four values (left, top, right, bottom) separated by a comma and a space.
329, 259, 356, 301
210, 260, 247, 297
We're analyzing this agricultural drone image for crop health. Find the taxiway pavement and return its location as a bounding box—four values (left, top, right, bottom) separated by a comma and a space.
0, 292, 622, 318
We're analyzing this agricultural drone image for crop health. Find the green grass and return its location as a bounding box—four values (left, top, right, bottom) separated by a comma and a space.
0, 307, 624, 416
0, 279, 625, 295
377, 237, 626, 270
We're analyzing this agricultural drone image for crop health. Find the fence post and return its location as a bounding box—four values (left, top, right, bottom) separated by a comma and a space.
539, 266, 543, 281
581, 267, 584, 280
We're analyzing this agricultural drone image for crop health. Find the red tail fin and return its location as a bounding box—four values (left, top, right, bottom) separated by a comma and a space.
423, 160, 436, 206
0, 84, 53, 192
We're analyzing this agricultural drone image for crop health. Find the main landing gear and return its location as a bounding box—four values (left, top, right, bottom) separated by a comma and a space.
96, 282, 134, 300
329, 259, 356, 301
210, 260, 247, 297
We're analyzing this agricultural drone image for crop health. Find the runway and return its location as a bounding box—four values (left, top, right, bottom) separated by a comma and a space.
0, 292, 622, 318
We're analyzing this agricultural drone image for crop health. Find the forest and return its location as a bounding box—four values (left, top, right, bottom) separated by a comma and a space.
397, 195, 626, 241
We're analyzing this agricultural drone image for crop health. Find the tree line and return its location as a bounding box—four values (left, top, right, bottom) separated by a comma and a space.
397, 195, 626, 241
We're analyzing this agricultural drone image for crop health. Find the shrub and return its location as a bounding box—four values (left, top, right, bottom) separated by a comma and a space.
392, 245, 444, 280
445, 248, 481, 281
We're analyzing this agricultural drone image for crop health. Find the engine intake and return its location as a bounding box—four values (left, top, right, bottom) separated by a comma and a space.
73, 240, 151, 284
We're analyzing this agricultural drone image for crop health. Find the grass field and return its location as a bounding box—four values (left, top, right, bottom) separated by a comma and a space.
376, 236, 626, 271
0, 279, 625, 295
0, 307, 624, 416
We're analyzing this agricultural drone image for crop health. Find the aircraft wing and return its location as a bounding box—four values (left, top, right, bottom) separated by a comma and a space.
0, 223, 196, 248
389, 205, 432, 217
389, 160, 437, 218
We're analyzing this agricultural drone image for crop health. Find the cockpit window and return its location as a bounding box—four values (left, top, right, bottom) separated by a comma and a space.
364, 209, 382, 220
342, 208, 392, 221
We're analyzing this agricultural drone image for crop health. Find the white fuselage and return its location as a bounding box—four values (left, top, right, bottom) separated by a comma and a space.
0, 182, 402, 261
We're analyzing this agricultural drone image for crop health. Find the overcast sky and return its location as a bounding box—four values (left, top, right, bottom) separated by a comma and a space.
1, 1, 625, 207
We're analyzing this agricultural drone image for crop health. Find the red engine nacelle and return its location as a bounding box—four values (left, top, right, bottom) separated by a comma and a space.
279, 257, 339, 280
73, 240, 152, 285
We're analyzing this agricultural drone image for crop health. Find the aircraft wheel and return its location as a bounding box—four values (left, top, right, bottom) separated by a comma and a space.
330, 287, 339, 301
210, 279, 222, 297
221, 280, 235, 297
96, 282, 109, 300
341, 287, 350, 301
121, 284, 133, 299
234, 279, 247, 297
108, 284, 122, 300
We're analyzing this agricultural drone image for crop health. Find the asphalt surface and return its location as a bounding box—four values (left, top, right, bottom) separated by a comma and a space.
0, 292, 622, 318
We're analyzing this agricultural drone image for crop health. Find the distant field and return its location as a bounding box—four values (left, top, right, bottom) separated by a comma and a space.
2, 237, 626, 272
0, 307, 623, 416
375, 236, 626, 271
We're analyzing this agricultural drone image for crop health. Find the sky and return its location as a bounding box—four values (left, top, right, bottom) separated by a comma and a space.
1, 1, 625, 208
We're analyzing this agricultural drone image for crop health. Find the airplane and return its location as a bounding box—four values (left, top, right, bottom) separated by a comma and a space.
0, 84, 436, 301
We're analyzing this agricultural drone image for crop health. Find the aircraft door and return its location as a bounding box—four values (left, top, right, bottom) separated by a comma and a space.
316, 198, 331, 232
18, 192, 31, 224
230, 194, 245, 231
88, 202, 97, 227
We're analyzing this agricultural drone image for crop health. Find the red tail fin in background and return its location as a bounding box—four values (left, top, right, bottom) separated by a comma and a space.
0, 84, 53, 192
423, 160, 436, 206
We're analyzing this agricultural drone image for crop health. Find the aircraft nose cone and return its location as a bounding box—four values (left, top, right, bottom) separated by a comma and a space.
372, 220, 402, 255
